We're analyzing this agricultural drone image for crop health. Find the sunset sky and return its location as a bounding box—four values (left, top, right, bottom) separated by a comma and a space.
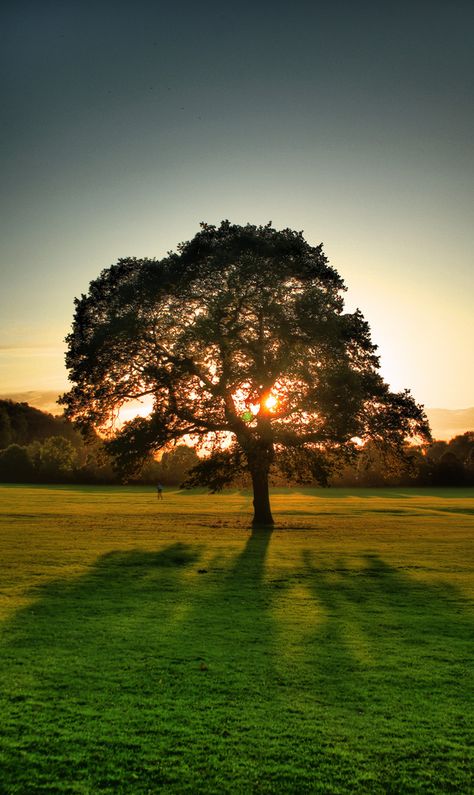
1, 1, 473, 418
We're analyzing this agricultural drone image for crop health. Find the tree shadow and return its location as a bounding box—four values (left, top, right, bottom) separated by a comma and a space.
0, 536, 472, 793
0, 532, 275, 792
296, 551, 473, 787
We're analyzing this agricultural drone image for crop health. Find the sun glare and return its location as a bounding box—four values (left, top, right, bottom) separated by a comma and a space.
263, 394, 278, 412
116, 397, 154, 426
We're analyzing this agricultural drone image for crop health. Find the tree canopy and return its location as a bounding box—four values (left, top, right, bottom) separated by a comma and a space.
61, 221, 431, 524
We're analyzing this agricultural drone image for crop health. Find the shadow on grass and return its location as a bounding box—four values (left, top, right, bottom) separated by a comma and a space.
300, 552, 472, 696
0, 534, 472, 793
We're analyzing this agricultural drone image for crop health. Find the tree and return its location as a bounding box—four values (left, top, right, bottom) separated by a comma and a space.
0, 444, 34, 482
0, 406, 13, 449
61, 221, 430, 525
447, 432, 474, 466
36, 436, 78, 482
157, 444, 200, 486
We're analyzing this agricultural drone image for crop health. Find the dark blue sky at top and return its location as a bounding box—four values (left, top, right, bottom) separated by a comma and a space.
0, 0, 473, 406
3, 1, 472, 188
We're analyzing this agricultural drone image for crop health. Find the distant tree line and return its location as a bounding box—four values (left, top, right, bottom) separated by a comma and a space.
0, 400, 199, 485
330, 434, 474, 488
0, 400, 473, 487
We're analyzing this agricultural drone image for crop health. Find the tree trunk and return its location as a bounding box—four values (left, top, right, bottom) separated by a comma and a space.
250, 461, 274, 526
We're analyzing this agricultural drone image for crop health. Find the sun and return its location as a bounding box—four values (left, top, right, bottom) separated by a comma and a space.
115, 396, 154, 426
263, 394, 278, 412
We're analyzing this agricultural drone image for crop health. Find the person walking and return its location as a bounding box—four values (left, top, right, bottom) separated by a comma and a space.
156, 482, 164, 500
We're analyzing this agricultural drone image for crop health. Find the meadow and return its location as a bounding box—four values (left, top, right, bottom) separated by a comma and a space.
0, 484, 473, 794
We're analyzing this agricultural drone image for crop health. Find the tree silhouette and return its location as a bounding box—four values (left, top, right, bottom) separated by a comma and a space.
61, 221, 430, 524
0, 443, 34, 482
36, 436, 78, 481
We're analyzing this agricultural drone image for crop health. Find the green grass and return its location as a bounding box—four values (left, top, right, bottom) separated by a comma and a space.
0, 485, 473, 794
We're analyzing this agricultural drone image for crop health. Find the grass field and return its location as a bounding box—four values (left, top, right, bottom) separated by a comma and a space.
0, 484, 473, 794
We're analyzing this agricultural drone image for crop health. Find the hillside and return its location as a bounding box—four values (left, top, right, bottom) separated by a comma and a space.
0, 399, 82, 449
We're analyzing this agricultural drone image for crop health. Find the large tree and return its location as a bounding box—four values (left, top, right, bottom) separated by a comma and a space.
61, 221, 430, 525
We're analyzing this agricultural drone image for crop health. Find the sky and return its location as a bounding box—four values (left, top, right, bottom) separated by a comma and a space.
1, 0, 473, 417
